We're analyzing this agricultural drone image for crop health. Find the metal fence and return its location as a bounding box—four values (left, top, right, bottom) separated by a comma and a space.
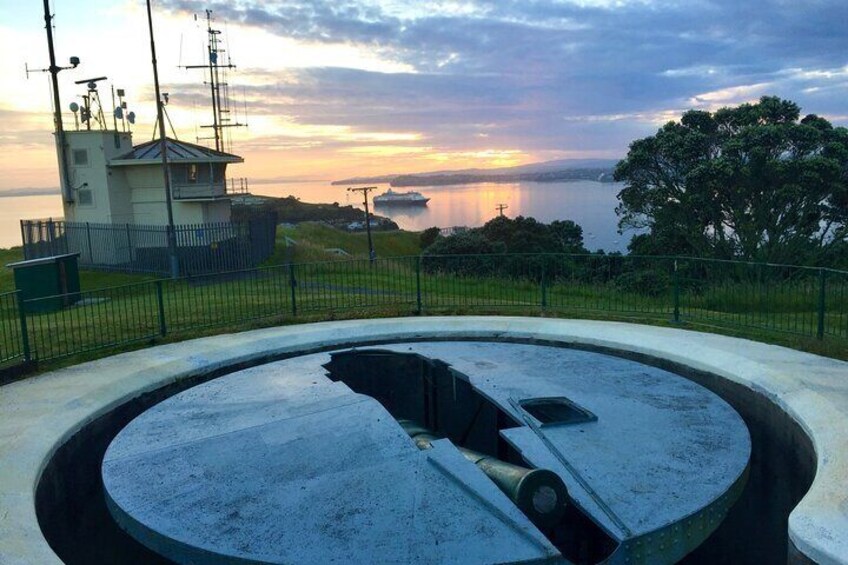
1, 254, 846, 373
0, 291, 26, 368
20, 213, 277, 276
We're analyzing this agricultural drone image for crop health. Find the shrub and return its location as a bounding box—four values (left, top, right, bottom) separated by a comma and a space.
420, 226, 441, 250
614, 269, 671, 297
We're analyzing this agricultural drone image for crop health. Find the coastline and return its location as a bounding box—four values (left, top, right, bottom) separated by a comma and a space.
0, 189, 60, 199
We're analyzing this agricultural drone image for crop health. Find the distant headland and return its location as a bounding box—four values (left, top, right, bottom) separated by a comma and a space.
0, 187, 60, 198
332, 158, 619, 187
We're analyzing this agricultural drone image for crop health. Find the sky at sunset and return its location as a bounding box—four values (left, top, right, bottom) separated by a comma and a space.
1, 0, 847, 193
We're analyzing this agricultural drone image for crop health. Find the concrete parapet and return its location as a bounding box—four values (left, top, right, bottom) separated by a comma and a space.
0, 317, 845, 563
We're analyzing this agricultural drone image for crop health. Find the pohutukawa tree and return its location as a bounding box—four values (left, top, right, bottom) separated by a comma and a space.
615, 96, 848, 264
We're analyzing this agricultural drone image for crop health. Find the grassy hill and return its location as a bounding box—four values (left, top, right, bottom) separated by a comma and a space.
270, 222, 422, 263
1, 224, 423, 293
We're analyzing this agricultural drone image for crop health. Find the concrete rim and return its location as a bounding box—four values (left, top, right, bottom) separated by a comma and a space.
0, 317, 845, 564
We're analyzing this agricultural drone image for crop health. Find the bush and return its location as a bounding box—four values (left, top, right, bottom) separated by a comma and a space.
422, 231, 506, 276
420, 226, 441, 250
423, 230, 504, 256
614, 269, 671, 297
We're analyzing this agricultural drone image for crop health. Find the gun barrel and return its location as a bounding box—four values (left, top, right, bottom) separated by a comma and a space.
399, 420, 569, 530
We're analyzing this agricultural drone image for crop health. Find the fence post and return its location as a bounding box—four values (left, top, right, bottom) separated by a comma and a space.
673, 259, 681, 323
47, 218, 56, 255
85, 222, 94, 264
15, 291, 32, 363
817, 268, 827, 340
20, 221, 29, 259
540, 262, 548, 312
155, 280, 167, 337
289, 263, 297, 316
415, 256, 422, 315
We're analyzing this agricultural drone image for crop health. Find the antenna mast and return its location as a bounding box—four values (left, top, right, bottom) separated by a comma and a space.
146, 0, 179, 279
182, 10, 245, 152
41, 0, 74, 203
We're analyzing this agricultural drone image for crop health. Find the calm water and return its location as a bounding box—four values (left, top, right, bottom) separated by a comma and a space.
254, 180, 631, 252
0, 180, 632, 252
0, 194, 65, 250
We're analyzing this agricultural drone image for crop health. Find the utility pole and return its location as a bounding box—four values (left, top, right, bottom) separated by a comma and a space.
347, 186, 377, 262
496, 203, 509, 217
146, 0, 179, 278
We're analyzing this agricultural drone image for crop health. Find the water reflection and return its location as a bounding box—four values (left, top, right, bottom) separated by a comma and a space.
1, 194, 65, 249
0, 181, 635, 252
252, 180, 633, 252
373, 202, 430, 220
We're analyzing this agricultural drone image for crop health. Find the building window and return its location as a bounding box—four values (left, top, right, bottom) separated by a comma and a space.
188, 163, 198, 183
77, 189, 93, 206
72, 149, 89, 166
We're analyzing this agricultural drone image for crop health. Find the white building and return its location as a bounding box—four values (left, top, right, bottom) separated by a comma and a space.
61, 130, 242, 226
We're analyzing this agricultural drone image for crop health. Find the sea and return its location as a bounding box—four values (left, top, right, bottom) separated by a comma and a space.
0, 180, 633, 252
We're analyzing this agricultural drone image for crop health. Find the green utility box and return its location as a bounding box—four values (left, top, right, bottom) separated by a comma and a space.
6, 253, 81, 313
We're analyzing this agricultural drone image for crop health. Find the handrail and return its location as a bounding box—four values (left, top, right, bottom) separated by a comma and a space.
1, 253, 845, 375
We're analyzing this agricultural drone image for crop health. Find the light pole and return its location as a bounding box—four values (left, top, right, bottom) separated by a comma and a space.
146, 0, 179, 278
347, 186, 377, 262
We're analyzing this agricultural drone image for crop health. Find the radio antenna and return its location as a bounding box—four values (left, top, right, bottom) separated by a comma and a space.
180, 9, 245, 152
29, 1, 81, 203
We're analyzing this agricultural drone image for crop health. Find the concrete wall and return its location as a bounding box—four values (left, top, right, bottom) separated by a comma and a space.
204, 199, 232, 224
2, 318, 846, 564
125, 167, 231, 226
31, 337, 816, 565
58, 131, 233, 228
62, 131, 133, 224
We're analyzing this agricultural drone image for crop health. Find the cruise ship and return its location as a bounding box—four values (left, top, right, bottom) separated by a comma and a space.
373, 188, 430, 206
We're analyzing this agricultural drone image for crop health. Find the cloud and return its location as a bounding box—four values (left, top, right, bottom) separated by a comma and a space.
5, 0, 848, 191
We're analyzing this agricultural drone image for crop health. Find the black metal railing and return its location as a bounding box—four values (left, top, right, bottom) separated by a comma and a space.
19, 213, 277, 276
1, 254, 846, 374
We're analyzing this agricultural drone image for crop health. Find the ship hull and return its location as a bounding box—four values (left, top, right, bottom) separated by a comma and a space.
373, 198, 430, 206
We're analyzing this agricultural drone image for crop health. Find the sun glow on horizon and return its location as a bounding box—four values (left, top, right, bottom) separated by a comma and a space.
3, 0, 845, 195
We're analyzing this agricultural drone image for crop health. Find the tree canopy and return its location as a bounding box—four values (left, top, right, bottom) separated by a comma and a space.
424, 216, 586, 256
420, 215, 588, 279
615, 96, 848, 265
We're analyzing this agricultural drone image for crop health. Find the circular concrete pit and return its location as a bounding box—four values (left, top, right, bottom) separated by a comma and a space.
101, 342, 751, 564
0, 318, 842, 564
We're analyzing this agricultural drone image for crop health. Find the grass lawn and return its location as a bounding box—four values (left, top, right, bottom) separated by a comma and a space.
1, 224, 846, 376
269, 222, 422, 263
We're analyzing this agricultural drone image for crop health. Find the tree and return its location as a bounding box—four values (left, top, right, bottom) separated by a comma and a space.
421, 216, 588, 278
420, 226, 441, 250
422, 230, 505, 256
479, 216, 586, 253
615, 96, 848, 264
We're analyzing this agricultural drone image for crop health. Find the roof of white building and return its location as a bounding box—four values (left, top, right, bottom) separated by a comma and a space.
109, 137, 243, 166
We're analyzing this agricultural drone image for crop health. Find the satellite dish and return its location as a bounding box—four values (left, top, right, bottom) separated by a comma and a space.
114, 106, 123, 119
69, 102, 79, 113
127, 111, 136, 124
